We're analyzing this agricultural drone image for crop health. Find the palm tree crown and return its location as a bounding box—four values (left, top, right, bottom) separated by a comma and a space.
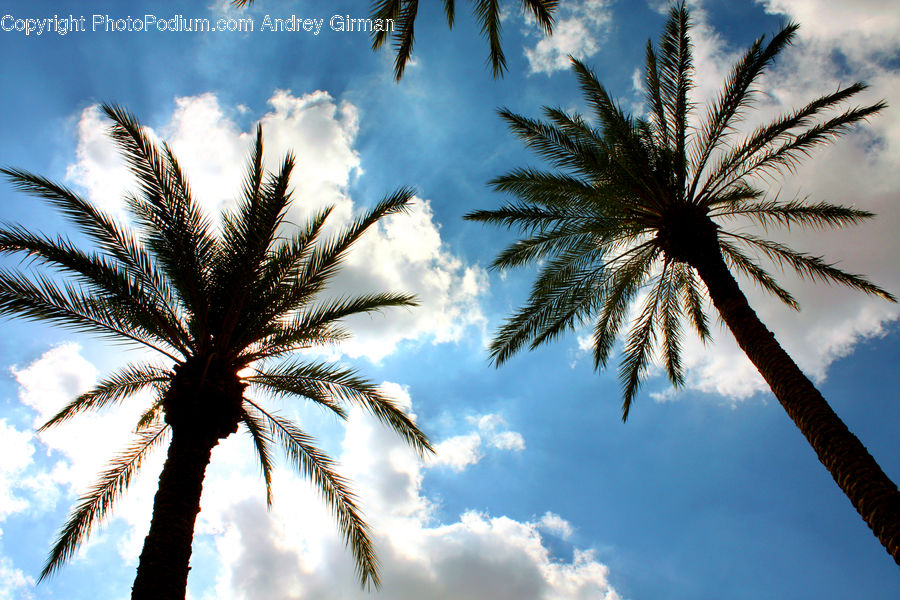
0, 105, 432, 597
466, 3, 899, 564
468, 8, 891, 414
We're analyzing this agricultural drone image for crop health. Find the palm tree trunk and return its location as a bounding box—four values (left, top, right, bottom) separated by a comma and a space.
131, 428, 217, 599
690, 248, 900, 566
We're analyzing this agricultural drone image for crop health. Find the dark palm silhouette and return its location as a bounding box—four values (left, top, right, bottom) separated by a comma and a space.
370, 0, 557, 79
466, 3, 899, 564
231, 0, 558, 80
0, 105, 432, 598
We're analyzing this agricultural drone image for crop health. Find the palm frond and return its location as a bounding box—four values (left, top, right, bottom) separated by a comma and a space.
488, 259, 606, 364
674, 263, 710, 341
373, 0, 555, 79
497, 108, 605, 176
135, 396, 165, 432
474, 0, 506, 77
713, 197, 875, 230
39, 363, 170, 432
723, 232, 896, 301
718, 240, 799, 308
293, 293, 419, 333
245, 400, 380, 588
590, 243, 658, 370
0, 270, 181, 360
240, 403, 276, 508
688, 23, 798, 195
656, 1, 693, 187
570, 59, 635, 139
101, 104, 215, 327
234, 206, 335, 347
391, 0, 419, 80
443, 0, 456, 27
243, 291, 417, 361
214, 151, 296, 353
371, 0, 404, 51
243, 293, 416, 364
489, 229, 604, 271
488, 168, 603, 211
39, 423, 169, 581
240, 323, 350, 364
522, 0, 556, 33
289, 188, 414, 308
251, 360, 432, 455
619, 274, 664, 420
0, 226, 190, 354
658, 261, 685, 387
0, 168, 185, 332
643, 41, 669, 148
698, 87, 882, 202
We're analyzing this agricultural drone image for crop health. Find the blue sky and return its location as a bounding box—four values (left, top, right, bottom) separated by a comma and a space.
1, 1, 899, 598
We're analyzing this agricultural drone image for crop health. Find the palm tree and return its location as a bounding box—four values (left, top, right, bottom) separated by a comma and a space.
231, 0, 558, 80
0, 105, 432, 599
465, 3, 900, 565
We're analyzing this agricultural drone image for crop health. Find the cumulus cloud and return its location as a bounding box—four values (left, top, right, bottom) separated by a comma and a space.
0, 553, 33, 600
428, 413, 526, 471
64, 90, 488, 363
523, 0, 612, 75
0, 419, 36, 520
8, 344, 166, 567
538, 512, 574, 540
202, 390, 616, 600
0, 345, 154, 599
10, 344, 159, 497
430, 433, 484, 472
758, 0, 900, 62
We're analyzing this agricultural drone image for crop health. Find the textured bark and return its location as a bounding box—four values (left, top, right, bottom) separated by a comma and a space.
130, 428, 217, 600
690, 243, 900, 566
130, 358, 244, 599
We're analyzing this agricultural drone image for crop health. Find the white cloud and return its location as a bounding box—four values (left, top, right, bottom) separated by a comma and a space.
523, 0, 613, 75
0, 345, 156, 599
538, 512, 574, 540
8, 344, 166, 568
65, 90, 488, 364
0, 553, 33, 600
10, 344, 158, 495
203, 391, 616, 600
0, 420, 35, 519
430, 433, 484, 472
428, 413, 526, 471
490, 430, 527, 452
758, 0, 900, 62
468, 413, 526, 451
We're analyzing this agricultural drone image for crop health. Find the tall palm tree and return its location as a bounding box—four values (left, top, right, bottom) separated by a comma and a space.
465, 3, 900, 565
231, 0, 558, 80
0, 105, 432, 599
